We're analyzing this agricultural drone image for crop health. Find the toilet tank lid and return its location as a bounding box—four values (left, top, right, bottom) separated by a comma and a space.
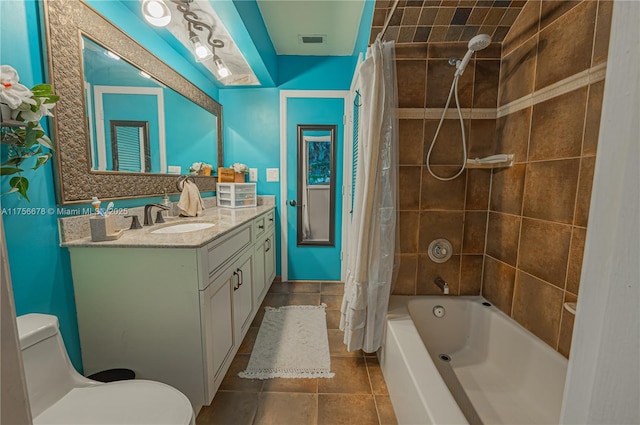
17, 313, 59, 350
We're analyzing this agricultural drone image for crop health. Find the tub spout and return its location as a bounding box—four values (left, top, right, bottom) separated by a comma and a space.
434, 277, 449, 294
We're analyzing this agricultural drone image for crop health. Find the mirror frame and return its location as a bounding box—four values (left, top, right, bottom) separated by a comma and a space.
296, 124, 337, 247
43, 0, 223, 204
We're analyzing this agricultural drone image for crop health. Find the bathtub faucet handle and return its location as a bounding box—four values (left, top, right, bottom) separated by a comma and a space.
434, 277, 450, 295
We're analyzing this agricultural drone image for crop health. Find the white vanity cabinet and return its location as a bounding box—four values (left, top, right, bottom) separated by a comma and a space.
67, 208, 276, 411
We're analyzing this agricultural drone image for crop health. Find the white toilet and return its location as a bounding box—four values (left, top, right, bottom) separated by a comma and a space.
17, 313, 195, 425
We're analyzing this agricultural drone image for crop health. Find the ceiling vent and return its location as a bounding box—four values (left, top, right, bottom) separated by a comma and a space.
298, 34, 326, 45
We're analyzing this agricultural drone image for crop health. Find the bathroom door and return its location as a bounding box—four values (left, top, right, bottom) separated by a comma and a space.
285, 95, 345, 281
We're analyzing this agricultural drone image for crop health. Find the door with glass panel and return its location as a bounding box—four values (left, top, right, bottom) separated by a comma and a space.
286, 97, 344, 280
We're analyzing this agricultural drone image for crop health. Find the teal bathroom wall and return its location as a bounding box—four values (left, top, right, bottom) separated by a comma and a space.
1, 0, 220, 372
0, 0, 82, 370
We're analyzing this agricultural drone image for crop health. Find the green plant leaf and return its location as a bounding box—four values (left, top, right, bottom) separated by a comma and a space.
24, 126, 37, 148
44, 94, 60, 103
9, 176, 29, 202
0, 166, 24, 175
2, 157, 23, 167
31, 84, 53, 96
1, 187, 19, 196
38, 135, 54, 150
33, 153, 52, 170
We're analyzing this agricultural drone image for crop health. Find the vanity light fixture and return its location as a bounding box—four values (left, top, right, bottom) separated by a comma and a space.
139, 70, 152, 79
141, 0, 230, 79
141, 0, 172, 27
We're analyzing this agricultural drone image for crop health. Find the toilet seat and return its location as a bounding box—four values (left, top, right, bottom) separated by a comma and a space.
33, 380, 194, 425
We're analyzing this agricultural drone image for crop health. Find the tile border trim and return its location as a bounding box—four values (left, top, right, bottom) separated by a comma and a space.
397, 63, 607, 120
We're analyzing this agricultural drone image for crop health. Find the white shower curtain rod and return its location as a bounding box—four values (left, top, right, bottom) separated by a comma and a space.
377, 0, 401, 42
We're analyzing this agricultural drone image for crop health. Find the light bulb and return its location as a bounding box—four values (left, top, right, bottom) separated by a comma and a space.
213, 56, 231, 79
142, 0, 171, 27
105, 51, 120, 60
189, 34, 213, 62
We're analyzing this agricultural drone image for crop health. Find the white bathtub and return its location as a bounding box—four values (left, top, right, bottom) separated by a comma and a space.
379, 296, 568, 425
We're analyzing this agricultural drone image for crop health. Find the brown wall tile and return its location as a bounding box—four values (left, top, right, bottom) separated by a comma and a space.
418, 211, 464, 253
592, 0, 613, 65
486, 212, 521, 266
465, 169, 491, 210
490, 164, 526, 215
473, 60, 500, 108
574, 156, 596, 227
523, 159, 580, 224
512, 271, 564, 347
535, 1, 597, 90
399, 211, 420, 253
395, 44, 429, 59
399, 166, 422, 210
529, 88, 587, 161
417, 254, 461, 295
539, 1, 580, 30
397, 60, 427, 108
583, 80, 605, 156
428, 42, 469, 59
424, 119, 469, 165
482, 256, 516, 315
495, 107, 531, 163
499, 36, 537, 105
421, 167, 466, 210
468, 119, 497, 158
518, 218, 572, 288
463, 211, 488, 254
394, 255, 418, 295
460, 255, 483, 295
426, 60, 474, 108
399, 119, 425, 165
566, 226, 586, 295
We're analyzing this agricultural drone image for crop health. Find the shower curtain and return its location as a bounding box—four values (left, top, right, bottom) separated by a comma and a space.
340, 39, 399, 353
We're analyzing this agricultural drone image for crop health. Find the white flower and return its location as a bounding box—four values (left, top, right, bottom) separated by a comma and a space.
232, 162, 248, 173
19, 100, 55, 122
0, 65, 36, 109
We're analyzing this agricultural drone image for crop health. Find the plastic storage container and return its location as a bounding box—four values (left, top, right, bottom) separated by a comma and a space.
216, 183, 257, 208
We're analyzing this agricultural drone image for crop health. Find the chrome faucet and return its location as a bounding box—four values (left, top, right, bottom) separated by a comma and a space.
434, 277, 450, 295
143, 203, 169, 226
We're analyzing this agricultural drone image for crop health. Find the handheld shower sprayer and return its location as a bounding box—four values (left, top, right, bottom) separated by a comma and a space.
454, 34, 492, 77
426, 33, 492, 182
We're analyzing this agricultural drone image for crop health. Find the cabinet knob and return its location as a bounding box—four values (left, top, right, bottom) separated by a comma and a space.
269, 217, 274, 222
258, 224, 264, 229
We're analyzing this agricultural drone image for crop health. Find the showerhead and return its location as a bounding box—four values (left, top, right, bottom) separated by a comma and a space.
455, 34, 492, 77
468, 34, 492, 52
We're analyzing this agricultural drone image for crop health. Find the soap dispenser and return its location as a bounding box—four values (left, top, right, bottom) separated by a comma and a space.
162, 190, 172, 218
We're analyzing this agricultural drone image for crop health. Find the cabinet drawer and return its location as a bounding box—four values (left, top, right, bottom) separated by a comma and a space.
254, 216, 266, 239
203, 225, 252, 288
265, 210, 275, 229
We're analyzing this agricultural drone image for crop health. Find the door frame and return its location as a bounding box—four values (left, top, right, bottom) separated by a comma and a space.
279, 90, 349, 282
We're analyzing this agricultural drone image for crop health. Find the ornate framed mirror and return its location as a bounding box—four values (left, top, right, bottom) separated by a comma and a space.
43, 0, 223, 204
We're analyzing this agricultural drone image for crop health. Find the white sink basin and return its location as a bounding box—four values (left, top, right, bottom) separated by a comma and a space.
151, 222, 215, 234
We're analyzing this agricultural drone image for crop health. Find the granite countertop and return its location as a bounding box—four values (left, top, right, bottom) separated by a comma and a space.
61, 205, 275, 249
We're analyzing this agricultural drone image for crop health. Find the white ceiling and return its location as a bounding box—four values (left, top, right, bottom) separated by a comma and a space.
256, 0, 366, 56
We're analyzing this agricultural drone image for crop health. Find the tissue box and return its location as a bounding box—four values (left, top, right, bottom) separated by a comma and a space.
218, 167, 235, 182
89, 215, 123, 242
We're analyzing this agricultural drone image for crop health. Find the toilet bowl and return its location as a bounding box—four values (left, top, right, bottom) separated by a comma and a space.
17, 313, 195, 425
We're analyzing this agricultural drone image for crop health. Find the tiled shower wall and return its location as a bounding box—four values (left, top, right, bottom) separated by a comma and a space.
394, 42, 500, 297
391, 0, 612, 358
483, 0, 612, 357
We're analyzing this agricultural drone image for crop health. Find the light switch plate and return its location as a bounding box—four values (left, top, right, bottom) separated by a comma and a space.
167, 165, 181, 174
266, 168, 279, 182
249, 168, 258, 182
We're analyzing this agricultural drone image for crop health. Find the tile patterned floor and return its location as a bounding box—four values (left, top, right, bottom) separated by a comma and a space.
196, 281, 398, 425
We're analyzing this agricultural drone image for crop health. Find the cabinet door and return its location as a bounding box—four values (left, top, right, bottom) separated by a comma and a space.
201, 273, 235, 403
253, 241, 266, 307
233, 252, 254, 342
265, 230, 276, 286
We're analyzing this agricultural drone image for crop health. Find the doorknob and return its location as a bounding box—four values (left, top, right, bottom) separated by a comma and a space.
289, 200, 297, 207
